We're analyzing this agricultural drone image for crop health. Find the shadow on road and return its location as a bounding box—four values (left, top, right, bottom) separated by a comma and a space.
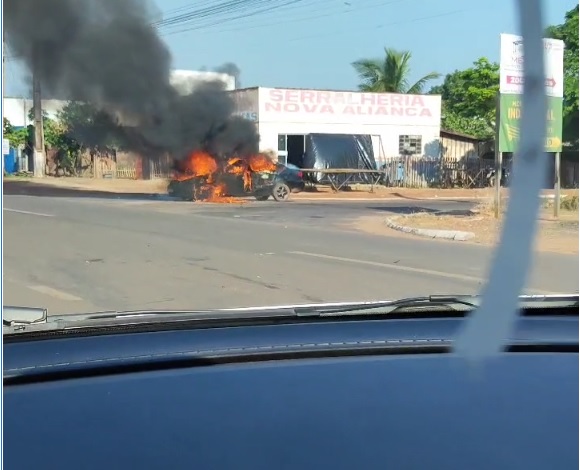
3, 180, 165, 201
367, 203, 473, 216
366, 206, 440, 214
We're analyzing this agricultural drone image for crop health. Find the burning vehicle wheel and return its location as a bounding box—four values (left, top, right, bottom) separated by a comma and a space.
272, 182, 290, 202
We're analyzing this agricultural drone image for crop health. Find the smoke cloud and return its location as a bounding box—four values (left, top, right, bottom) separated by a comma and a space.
214, 62, 242, 88
4, 0, 259, 159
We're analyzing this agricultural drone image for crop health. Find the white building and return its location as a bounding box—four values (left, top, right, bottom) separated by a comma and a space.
3, 70, 237, 127
231, 87, 442, 168
170, 69, 236, 95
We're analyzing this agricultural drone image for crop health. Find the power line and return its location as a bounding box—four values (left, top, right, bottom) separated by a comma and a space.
155, 0, 305, 31
282, 8, 478, 44
160, 0, 405, 37
160, 0, 309, 37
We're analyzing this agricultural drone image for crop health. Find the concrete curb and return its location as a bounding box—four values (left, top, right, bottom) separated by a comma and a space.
294, 196, 492, 202
385, 214, 475, 241
293, 194, 566, 203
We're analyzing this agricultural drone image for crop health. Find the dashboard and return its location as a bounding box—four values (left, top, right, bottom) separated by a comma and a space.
4, 312, 579, 470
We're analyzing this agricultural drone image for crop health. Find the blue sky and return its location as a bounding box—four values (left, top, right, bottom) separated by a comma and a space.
4, 0, 576, 97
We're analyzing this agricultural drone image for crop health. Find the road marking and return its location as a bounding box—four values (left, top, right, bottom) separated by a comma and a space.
289, 251, 484, 283
28, 285, 83, 301
288, 251, 561, 295
4, 208, 54, 217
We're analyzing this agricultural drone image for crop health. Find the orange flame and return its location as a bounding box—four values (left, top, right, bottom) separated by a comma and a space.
175, 151, 218, 181
172, 151, 277, 203
248, 154, 277, 173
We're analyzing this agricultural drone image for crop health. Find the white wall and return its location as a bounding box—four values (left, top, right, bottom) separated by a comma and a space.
170, 69, 236, 94
3, 98, 66, 127
255, 87, 442, 166
258, 122, 440, 167
4, 69, 237, 127
258, 87, 441, 126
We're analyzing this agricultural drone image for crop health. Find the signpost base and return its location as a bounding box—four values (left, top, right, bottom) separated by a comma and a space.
554, 152, 561, 218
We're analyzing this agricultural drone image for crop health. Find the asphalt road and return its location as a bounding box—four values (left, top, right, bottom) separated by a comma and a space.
4, 192, 578, 315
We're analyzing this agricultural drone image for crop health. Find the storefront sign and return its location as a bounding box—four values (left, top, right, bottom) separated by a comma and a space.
498, 33, 564, 153
498, 94, 563, 152
260, 88, 440, 124
499, 33, 564, 98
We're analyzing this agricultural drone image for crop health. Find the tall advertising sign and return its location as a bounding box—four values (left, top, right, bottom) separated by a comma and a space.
498, 33, 565, 152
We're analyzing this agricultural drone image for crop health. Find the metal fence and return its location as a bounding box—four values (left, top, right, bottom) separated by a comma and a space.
86, 155, 577, 189
107, 156, 516, 189
380, 156, 496, 188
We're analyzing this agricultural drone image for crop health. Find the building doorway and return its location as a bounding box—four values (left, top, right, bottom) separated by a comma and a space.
286, 135, 306, 167
278, 134, 306, 167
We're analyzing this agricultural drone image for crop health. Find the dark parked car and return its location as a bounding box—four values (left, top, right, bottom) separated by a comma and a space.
168, 162, 305, 202
254, 163, 306, 201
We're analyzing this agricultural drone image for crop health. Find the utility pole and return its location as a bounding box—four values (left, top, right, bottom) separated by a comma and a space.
3, 36, 6, 125
32, 48, 46, 177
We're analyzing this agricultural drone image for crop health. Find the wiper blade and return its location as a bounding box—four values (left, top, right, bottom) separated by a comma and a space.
3, 294, 576, 336
3, 306, 47, 326
293, 295, 480, 316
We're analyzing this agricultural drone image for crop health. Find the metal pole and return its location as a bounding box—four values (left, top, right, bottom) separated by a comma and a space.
32, 53, 46, 178
2, 38, 5, 122
553, 151, 561, 218
495, 152, 503, 218
494, 92, 502, 219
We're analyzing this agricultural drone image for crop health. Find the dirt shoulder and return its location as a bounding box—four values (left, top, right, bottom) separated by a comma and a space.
6, 176, 578, 201
4, 176, 169, 194
354, 205, 578, 255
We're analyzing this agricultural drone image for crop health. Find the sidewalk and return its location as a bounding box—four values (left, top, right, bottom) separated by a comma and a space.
4, 176, 578, 201
382, 204, 579, 254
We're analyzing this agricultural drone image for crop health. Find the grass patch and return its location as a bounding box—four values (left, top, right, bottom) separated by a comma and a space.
560, 196, 579, 211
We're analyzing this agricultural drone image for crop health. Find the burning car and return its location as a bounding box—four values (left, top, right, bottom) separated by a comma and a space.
168, 151, 301, 202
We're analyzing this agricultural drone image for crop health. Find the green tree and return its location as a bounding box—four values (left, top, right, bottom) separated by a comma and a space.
27, 107, 86, 174
546, 5, 579, 148
352, 48, 441, 93
57, 101, 124, 152
430, 58, 499, 139
3, 118, 30, 149
26, 108, 66, 149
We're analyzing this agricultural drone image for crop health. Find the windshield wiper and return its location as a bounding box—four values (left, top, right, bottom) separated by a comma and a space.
293, 295, 481, 316
3, 294, 577, 336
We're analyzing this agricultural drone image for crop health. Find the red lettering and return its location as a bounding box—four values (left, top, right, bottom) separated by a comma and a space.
263, 88, 435, 119
284, 103, 300, 112
360, 94, 375, 105
334, 93, 346, 105
318, 92, 331, 104
376, 95, 389, 106
411, 96, 424, 107
301, 91, 315, 103
391, 95, 403, 105
285, 90, 299, 102
269, 89, 283, 102
264, 102, 282, 112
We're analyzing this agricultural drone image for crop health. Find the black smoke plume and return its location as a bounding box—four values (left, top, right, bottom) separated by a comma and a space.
4, 0, 259, 159
214, 62, 242, 88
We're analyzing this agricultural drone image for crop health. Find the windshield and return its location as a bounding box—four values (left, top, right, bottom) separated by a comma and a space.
2, 0, 578, 319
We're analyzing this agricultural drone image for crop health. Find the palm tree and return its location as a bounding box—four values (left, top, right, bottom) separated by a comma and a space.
352, 48, 441, 94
